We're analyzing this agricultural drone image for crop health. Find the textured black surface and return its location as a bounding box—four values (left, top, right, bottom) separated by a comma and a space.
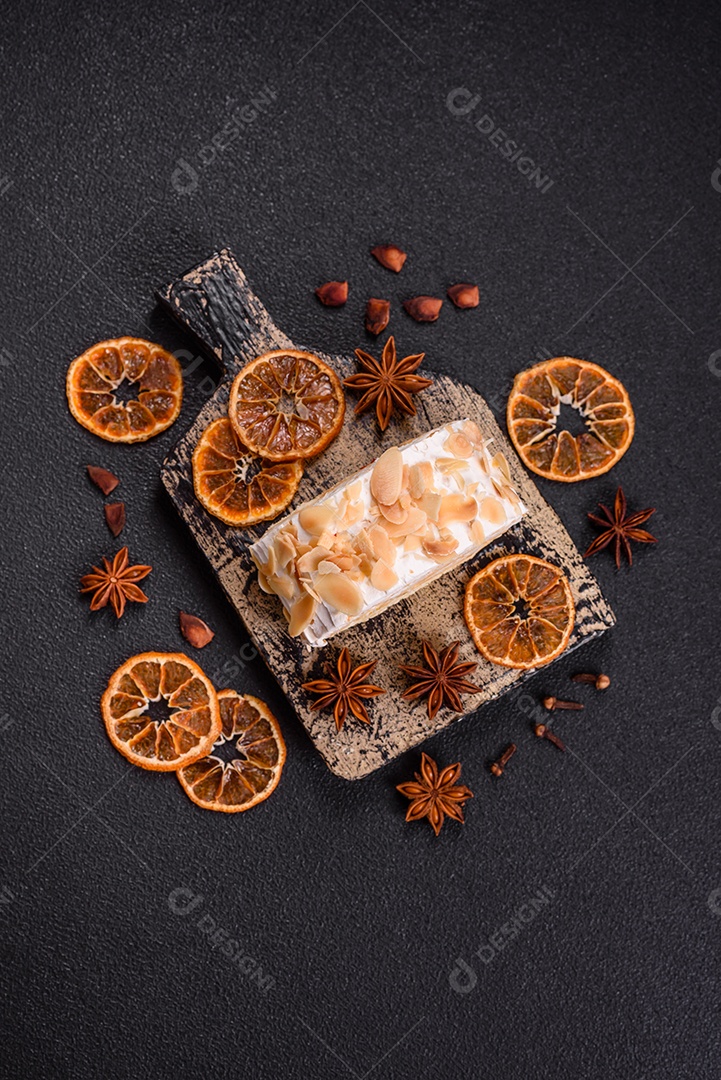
1, 2, 720, 1077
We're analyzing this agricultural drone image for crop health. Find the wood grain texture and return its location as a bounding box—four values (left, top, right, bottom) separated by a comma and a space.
158, 249, 615, 780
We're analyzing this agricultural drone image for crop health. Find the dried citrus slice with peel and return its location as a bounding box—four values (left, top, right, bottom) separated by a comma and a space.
101, 652, 221, 771
66, 337, 183, 442
192, 417, 303, 527
177, 690, 286, 812
228, 350, 345, 461
507, 358, 634, 481
465, 555, 575, 669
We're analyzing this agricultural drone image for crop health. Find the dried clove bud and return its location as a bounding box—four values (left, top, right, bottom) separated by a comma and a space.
105, 502, 126, 537
370, 245, 407, 272
87, 465, 119, 495
365, 298, 391, 335
447, 284, 479, 309
403, 296, 443, 323
315, 281, 348, 307
179, 611, 215, 649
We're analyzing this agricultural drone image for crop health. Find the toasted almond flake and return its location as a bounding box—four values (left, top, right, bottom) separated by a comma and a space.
258, 571, 272, 594
371, 559, 399, 591
296, 546, 333, 576
316, 559, 342, 575
317, 529, 338, 550
491, 477, 507, 500
358, 554, 374, 577
354, 528, 375, 560
288, 593, 317, 636
370, 447, 403, 505
315, 573, 364, 616
470, 519, 486, 544
408, 461, 433, 499
275, 533, 297, 569
346, 480, 362, 501
327, 554, 357, 571
404, 534, 422, 551
298, 503, 337, 536
345, 501, 365, 526
492, 452, 512, 483
369, 525, 397, 566
264, 546, 277, 576
379, 499, 409, 524
444, 431, 473, 458
418, 491, 442, 522
466, 482, 479, 496
273, 574, 297, 600
437, 457, 466, 475
422, 536, 459, 558
438, 493, 477, 526
463, 420, 484, 447
479, 495, 507, 526
382, 506, 427, 537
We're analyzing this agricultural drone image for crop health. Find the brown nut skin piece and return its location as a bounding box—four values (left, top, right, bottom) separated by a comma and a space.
371, 245, 407, 272
315, 281, 348, 307
365, 298, 390, 335
403, 296, 443, 322
447, 284, 479, 308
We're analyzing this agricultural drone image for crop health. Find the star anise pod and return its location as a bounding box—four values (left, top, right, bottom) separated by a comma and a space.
80, 547, 152, 618
399, 641, 481, 721
584, 487, 657, 568
397, 752, 473, 836
343, 336, 433, 432
302, 647, 386, 732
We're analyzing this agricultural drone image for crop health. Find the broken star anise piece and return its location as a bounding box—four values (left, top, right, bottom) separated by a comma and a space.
302, 647, 385, 732
397, 752, 473, 836
343, 336, 433, 432
584, 487, 657, 569
80, 546, 151, 619
400, 640, 481, 721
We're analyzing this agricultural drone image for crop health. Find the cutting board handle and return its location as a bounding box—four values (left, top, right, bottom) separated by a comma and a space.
157, 248, 292, 378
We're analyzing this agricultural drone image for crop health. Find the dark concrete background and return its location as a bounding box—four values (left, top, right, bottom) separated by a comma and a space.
1, 1, 720, 1077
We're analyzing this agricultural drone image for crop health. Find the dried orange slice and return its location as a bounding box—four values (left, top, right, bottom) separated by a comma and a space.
66, 337, 183, 442
177, 690, 286, 813
465, 555, 575, 669
192, 417, 303, 526
228, 350, 345, 461
507, 358, 634, 481
101, 652, 220, 771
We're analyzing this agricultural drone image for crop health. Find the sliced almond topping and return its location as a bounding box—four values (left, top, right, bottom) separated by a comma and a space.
354, 528, 375, 560
379, 499, 409, 524
358, 554, 374, 577
346, 480, 362, 501
275, 532, 297, 569
444, 431, 473, 458
463, 420, 484, 447
265, 546, 277, 576
404, 534, 422, 552
491, 477, 507, 500
298, 503, 337, 536
492, 452, 512, 483
370, 559, 399, 592
288, 593, 317, 636
382, 506, 427, 538
438, 493, 477, 527
418, 491, 442, 522
471, 519, 486, 544
273, 574, 297, 600
422, 535, 459, 558
257, 570, 273, 594
369, 525, 397, 566
466, 482, 479, 496
315, 573, 364, 616
343, 500, 364, 526
326, 554, 358, 571
370, 446, 403, 505
437, 457, 466, 475
316, 559, 342, 575
479, 496, 507, 526
296, 546, 333, 576
408, 461, 433, 499
317, 529, 337, 550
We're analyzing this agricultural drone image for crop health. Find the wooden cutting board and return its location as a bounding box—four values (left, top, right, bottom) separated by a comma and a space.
158, 249, 615, 780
